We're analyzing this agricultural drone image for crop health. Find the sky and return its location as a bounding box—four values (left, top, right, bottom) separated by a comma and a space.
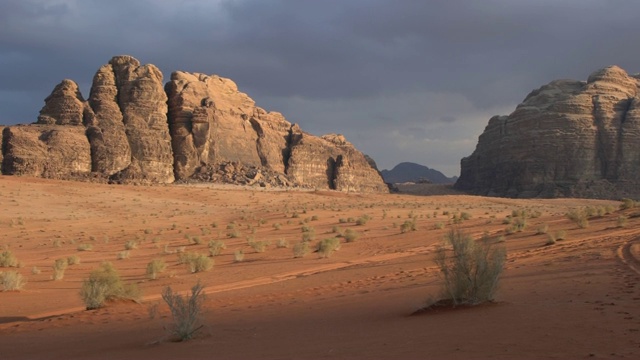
1, 0, 640, 177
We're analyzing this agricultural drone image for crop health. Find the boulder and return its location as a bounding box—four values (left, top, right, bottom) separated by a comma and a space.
1, 125, 91, 178
456, 65, 640, 199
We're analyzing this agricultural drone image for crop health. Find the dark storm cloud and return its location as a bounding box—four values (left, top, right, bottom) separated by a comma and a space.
1, 0, 640, 175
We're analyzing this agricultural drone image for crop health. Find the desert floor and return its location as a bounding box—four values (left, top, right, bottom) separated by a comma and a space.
0, 176, 638, 359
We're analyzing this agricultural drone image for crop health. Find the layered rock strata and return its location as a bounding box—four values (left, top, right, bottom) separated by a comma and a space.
1, 55, 386, 193
456, 66, 640, 199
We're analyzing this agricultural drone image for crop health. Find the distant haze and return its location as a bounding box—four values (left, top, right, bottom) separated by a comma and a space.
2, 1, 640, 177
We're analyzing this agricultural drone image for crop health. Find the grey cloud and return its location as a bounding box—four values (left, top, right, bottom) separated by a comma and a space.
1, 0, 640, 176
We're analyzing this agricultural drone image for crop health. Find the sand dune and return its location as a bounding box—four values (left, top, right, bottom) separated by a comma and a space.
0, 176, 638, 359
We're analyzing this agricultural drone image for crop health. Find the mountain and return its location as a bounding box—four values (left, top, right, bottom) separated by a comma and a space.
381, 162, 456, 184
0, 55, 388, 193
455, 65, 640, 199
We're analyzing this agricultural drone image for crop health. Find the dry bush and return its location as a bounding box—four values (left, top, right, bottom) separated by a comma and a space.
52, 258, 68, 280
0, 271, 26, 291
162, 282, 206, 341
80, 262, 140, 310
208, 240, 226, 256
317, 237, 341, 258
293, 242, 310, 258
146, 259, 167, 280
435, 229, 506, 305
0, 251, 18, 267
343, 229, 360, 243
178, 252, 213, 273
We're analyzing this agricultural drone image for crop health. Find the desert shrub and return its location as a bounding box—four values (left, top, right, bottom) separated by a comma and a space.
343, 229, 360, 243
272, 223, 282, 230
80, 262, 140, 310
616, 215, 628, 228
67, 255, 80, 265
0, 251, 18, 267
302, 230, 316, 242
31, 266, 41, 275
178, 252, 213, 273
355, 215, 371, 226
435, 229, 506, 305
566, 209, 589, 228
146, 259, 167, 280
536, 224, 549, 235
190, 236, 203, 245
293, 242, 310, 258
233, 249, 244, 262
338, 218, 348, 224
162, 282, 206, 341
460, 212, 472, 220
0, 271, 26, 291
555, 230, 567, 241
434, 222, 445, 230
301, 225, 314, 233
512, 217, 527, 232
620, 198, 636, 210
545, 233, 557, 246
276, 238, 289, 248
249, 240, 269, 253
77, 243, 93, 251
53, 258, 68, 280
124, 240, 138, 250
208, 240, 226, 256
117, 251, 130, 260
228, 230, 241, 238
400, 218, 417, 233
317, 238, 341, 258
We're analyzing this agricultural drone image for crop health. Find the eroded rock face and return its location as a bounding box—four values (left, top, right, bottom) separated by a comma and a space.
456, 65, 640, 199
166, 71, 288, 179
1, 125, 91, 178
37, 79, 86, 126
1, 55, 387, 193
107, 56, 174, 184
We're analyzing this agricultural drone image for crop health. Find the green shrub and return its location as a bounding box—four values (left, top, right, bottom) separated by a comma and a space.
435, 229, 506, 305
233, 249, 244, 262
67, 255, 80, 265
400, 218, 417, 233
124, 240, 138, 250
53, 258, 68, 280
249, 240, 269, 253
616, 215, 628, 228
317, 238, 341, 258
178, 252, 213, 273
293, 242, 310, 258
146, 259, 167, 280
0, 271, 26, 291
620, 198, 636, 210
77, 243, 93, 251
80, 262, 140, 310
343, 229, 360, 243
0, 251, 18, 267
208, 240, 226, 256
161, 282, 206, 341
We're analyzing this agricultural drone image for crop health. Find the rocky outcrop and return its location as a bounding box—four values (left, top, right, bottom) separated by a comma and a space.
287, 132, 389, 192
36, 79, 86, 126
1, 125, 91, 178
456, 65, 640, 199
0, 55, 386, 193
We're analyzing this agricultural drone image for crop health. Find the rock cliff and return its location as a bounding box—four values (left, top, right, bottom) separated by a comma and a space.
1, 55, 386, 193
456, 65, 640, 199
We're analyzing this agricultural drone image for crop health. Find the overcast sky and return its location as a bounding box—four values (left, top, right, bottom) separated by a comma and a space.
1, 0, 639, 176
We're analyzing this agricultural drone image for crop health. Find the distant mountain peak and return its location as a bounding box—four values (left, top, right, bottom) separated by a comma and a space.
381, 162, 456, 184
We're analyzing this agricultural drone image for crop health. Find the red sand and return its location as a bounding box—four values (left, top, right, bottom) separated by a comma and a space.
0, 176, 638, 359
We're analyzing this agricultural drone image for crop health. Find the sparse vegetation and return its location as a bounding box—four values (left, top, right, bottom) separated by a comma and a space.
249, 240, 269, 253
233, 249, 245, 262
80, 262, 140, 310
400, 218, 417, 233
434, 229, 506, 305
293, 242, 311, 258
317, 237, 341, 258
52, 258, 68, 280
146, 259, 167, 280
208, 240, 226, 256
276, 238, 289, 248
161, 282, 206, 341
616, 215, 628, 228
0, 271, 26, 291
566, 209, 589, 229
77, 243, 93, 251
67, 255, 80, 265
124, 240, 138, 250
536, 224, 549, 235
0, 251, 18, 268
620, 198, 637, 210
343, 228, 360, 243
178, 252, 213, 273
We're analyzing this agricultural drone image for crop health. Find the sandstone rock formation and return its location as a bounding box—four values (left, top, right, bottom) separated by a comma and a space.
1, 55, 386, 193
456, 65, 640, 199
1, 125, 91, 178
